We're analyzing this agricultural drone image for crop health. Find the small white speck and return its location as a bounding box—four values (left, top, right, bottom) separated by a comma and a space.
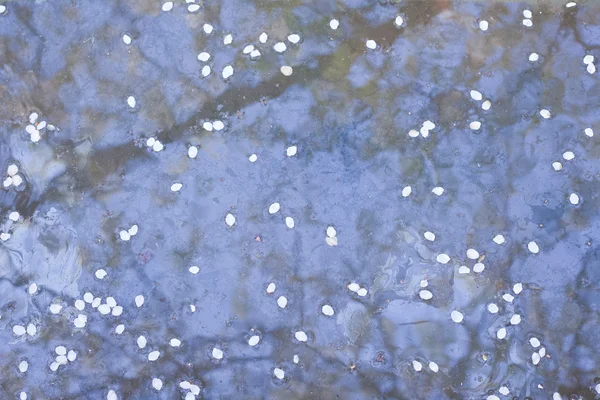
137, 335, 147, 349
402, 186, 412, 197
424, 120, 436, 129
513, 283, 523, 294
451, 310, 463, 323
26, 323, 36, 336
412, 360, 422, 372
395, 16, 403, 26
223, 34, 232, 45
148, 351, 160, 361
583, 54, 594, 65
0, 5, 6, 15
248, 154, 258, 163
285, 217, 295, 229
49, 304, 62, 314
529, 52, 539, 62
493, 234, 505, 245
532, 352, 540, 365
115, 324, 125, 334
530, 337, 541, 348
8, 211, 19, 221
170, 338, 181, 347
527, 241, 539, 254
295, 331, 308, 342
28, 283, 37, 295
523, 18, 533, 27
112, 306, 123, 316
429, 361, 439, 372
288, 34, 300, 44
203, 121, 213, 131
248, 335, 260, 346
420, 280, 428, 288
432, 187, 444, 196
128, 225, 138, 236
152, 378, 163, 391
250, 49, 261, 59
510, 314, 522, 325
197, 52, 210, 62
499, 386, 510, 396
566, 1, 576, 7
83, 292, 94, 303
569, 193, 579, 205
19, 360, 28, 373
366, 39, 377, 50
540, 109, 551, 119
202, 65, 211, 77
127, 96, 136, 108
188, 146, 198, 159
408, 129, 419, 138
212, 347, 223, 359
122, 34, 131, 45
12, 174, 23, 187
423, 231, 435, 241
222, 65, 234, 79
277, 296, 288, 308
482, 100, 491, 110
293, 354, 299, 363
189, 266, 200, 274
487, 396, 500, 400
552, 161, 563, 171
488, 303, 499, 314
539, 347, 546, 357
329, 19, 339, 30
259, 32, 267, 43
92, 298, 101, 308
348, 282, 360, 292
436, 254, 450, 264
106, 297, 116, 307
266, 283, 276, 293
75, 299, 85, 311
562, 151, 575, 160
286, 146, 297, 157
243, 45, 254, 54
107, 390, 118, 400
225, 213, 236, 227
203, 24, 213, 34
135, 295, 144, 307
273, 367, 285, 380
13, 325, 26, 336
523, 9, 532, 18
470, 90, 482, 101
419, 290, 433, 300
466, 249, 479, 259
146, 137, 155, 147
497, 327, 507, 340
280, 66, 293, 76
161, 2, 173, 12
322, 304, 335, 316
473, 263, 485, 273
273, 42, 287, 53
269, 202, 280, 214
458, 266, 470, 274
479, 20, 488, 31
326, 226, 337, 238
0, 232, 11, 241
588, 63, 596, 74
7, 164, 18, 176
188, 4, 200, 12
502, 293, 515, 303
469, 121, 481, 130
119, 230, 130, 241
95, 269, 107, 279
171, 182, 183, 192
584, 128, 594, 137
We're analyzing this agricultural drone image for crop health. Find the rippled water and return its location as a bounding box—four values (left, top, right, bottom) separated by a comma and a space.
1, 0, 600, 399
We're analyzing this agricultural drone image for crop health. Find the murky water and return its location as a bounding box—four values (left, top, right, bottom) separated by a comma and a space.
1, 0, 600, 399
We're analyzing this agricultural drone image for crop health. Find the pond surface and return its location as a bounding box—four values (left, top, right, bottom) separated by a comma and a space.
1, 0, 600, 399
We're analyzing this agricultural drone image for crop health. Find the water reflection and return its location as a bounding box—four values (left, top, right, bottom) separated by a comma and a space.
0, 0, 599, 399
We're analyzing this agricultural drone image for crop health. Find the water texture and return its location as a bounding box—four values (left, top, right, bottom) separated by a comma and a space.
0, 0, 599, 399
